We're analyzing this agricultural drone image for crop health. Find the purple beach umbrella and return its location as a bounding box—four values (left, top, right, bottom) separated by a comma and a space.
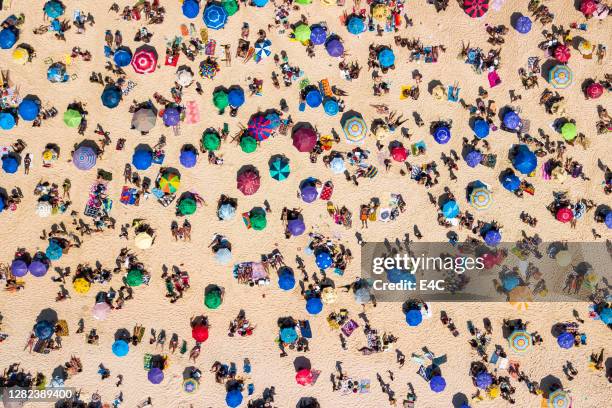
29, 261, 48, 277
11, 259, 28, 277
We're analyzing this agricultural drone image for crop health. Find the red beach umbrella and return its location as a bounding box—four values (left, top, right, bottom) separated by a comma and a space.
391, 146, 407, 162
131, 46, 157, 74
292, 127, 317, 152
463, 0, 489, 18
237, 169, 261, 196
554, 44, 571, 63
556, 207, 574, 223
580, 0, 597, 16
192, 325, 209, 342
295, 369, 313, 386
586, 82, 604, 99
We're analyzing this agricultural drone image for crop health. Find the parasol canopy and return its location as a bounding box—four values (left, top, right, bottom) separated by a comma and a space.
548, 389, 571, 408
240, 136, 257, 153
44, 1, 65, 18
222, 0, 239, 15
549, 65, 572, 89
278, 271, 295, 290
18, 99, 40, 121
315, 250, 333, 269
429, 375, 446, 392
293, 127, 317, 152
514, 15, 532, 33
226, 390, 243, 408
442, 200, 459, 218
475, 372, 492, 389
406, 309, 422, 326
296, 369, 313, 386
556, 207, 573, 223
433, 126, 451, 144
29, 260, 48, 277
192, 325, 209, 342
0, 28, 16, 50
205, 289, 222, 309
330, 156, 346, 174
372, 4, 389, 21
293, 23, 311, 43
0, 112, 15, 130
341, 112, 367, 143
269, 156, 290, 181
391, 146, 407, 162
11, 259, 28, 277
113, 47, 132, 67
346, 16, 365, 35
182, 0, 200, 18
463, 0, 489, 18
178, 197, 197, 215
202, 130, 221, 151
465, 150, 483, 168
180, 149, 197, 168
484, 229, 501, 246
300, 183, 318, 203
12, 47, 29, 64
46, 239, 63, 260
557, 332, 574, 349
554, 44, 571, 63
132, 108, 156, 132
325, 38, 344, 57
473, 119, 490, 138
73, 277, 91, 294
310, 25, 327, 45
126, 269, 144, 286
306, 297, 323, 314
134, 232, 153, 250
175, 67, 194, 87
254, 39, 272, 61
132, 148, 153, 170
148, 368, 164, 384
92, 302, 110, 320
508, 329, 532, 353
101, 86, 122, 109
237, 169, 261, 195
213, 90, 229, 112
324, 98, 339, 116
250, 208, 267, 230
73, 146, 97, 171
503, 111, 521, 130
377, 48, 395, 68
63, 109, 82, 128
248, 114, 273, 141
305, 88, 322, 108
159, 170, 181, 193
228, 88, 245, 107
586, 82, 604, 99
580, 0, 597, 16
203, 3, 228, 30
183, 378, 198, 394
163, 107, 180, 126
131, 46, 157, 74
288, 218, 306, 236
470, 185, 492, 210
34, 320, 55, 340
112, 340, 129, 357
512, 145, 537, 174
560, 122, 576, 141
215, 247, 232, 264
36, 201, 52, 217
280, 327, 298, 343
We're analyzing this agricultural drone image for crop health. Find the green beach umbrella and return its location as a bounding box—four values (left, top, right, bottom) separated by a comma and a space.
293, 23, 311, 43
222, 0, 239, 15
561, 122, 576, 141
205, 290, 222, 309
126, 269, 143, 287
178, 197, 197, 215
240, 136, 257, 153
250, 209, 267, 230
63, 109, 82, 128
202, 131, 221, 151
213, 90, 229, 113
295, 0, 312, 4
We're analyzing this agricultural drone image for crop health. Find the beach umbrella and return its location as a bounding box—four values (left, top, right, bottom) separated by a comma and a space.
46, 240, 63, 260
113, 47, 132, 67
295, 0, 312, 4
503, 111, 521, 130
310, 25, 327, 45
192, 325, 209, 342
178, 197, 197, 215
72, 146, 97, 171
557, 332, 574, 349
508, 329, 531, 353
305, 88, 322, 108
605, 211, 612, 229
315, 251, 332, 269
323, 98, 339, 116
176, 68, 194, 87
501, 173, 520, 192
463, 0, 489, 18
222, 0, 239, 15
578, 39, 594, 55
254, 39, 272, 61
554, 44, 571, 63
1, 155, 18, 174
325, 38, 344, 57
163, 107, 180, 126
63, 109, 82, 128
237, 170, 261, 196
226, 390, 243, 408
278, 271, 295, 290
548, 389, 570, 408
218, 203, 236, 220
73, 277, 91, 294
300, 184, 318, 203
442, 200, 459, 219
213, 90, 229, 112
288, 218, 306, 236
476, 372, 492, 389
377, 48, 395, 68
11, 259, 28, 277
36, 201, 53, 217
250, 210, 267, 230
581, 0, 597, 16
0, 196, 4, 213
112, 340, 129, 357
126, 269, 144, 286
18, 99, 40, 121
34, 321, 54, 340
555, 250, 572, 267
342, 113, 367, 143
132, 108, 156, 132
203, 3, 228, 29
202, 131, 221, 151
280, 327, 298, 343
148, 368, 164, 384
372, 4, 390, 21
512, 145, 537, 174
556, 207, 574, 223
465, 150, 482, 168
215, 247, 232, 264
180, 149, 197, 168
354, 287, 371, 304
433, 126, 451, 144
484, 229, 501, 246
429, 375, 446, 393
405, 309, 423, 327
248, 115, 272, 141
502, 275, 520, 292
47, 63, 68, 83
599, 308, 612, 324
131, 46, 157, 74
159, 170, 181, 193
0, 28, 16, 49
387, 268, 416, 284
586, 82, 604, 99
549, 65, 572, 89
183, 378, 198, 394
347, 16, 365, 35
266, 112, 281, 128
508, 285, 532, 303
293, 24, 311, 43
134, 232, 153, 250
12, 47, 29, 64
44, 0, 65, 18
253, 0, 268, 7
29, 261, 48, 277
205, 290, 222, 309
470, 186, 492, 210
240, 136, 257, 153
293, 127, 318, 152
329, 157, 346, 174
92, 302, 110, 320
473, 119, 489, 138
514, 15, 532, 33
101, 86, 122, 109
0, 112, 15, 130
391, 146, 407, 162
182, 0, 200, 18
228, 88, 245, 107
306, 297, 323, 315
269, 156, 290, 181
296, 369, 313, 386
560, 122, 576, 141
132, 148, 153, 170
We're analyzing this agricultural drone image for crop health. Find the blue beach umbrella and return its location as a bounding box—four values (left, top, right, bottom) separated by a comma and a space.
429, 375, 446, 393
253, 0, 268, 6
280, 327, 298, 343
288, 218, 305, 236
113, 47, 132, 67
512, 145, 537, 175
484, 229, 501, 246
18, 99, 40, 121
475, 372, 492, 389
557, 332, 574, 349
112, 339, 129, 357
605, 212, 612, 229
0, 112, 16, 130
387, 268, 415, 284
2, 155, 18, 173
265, 112, 280, 128
347, 16, 365, 35
228, 88, 245, 107
465, 150, 482, 168
378, 48, 395, 68
0, 28, 17, 49
315, 251, 333, 269
47, 63, 69, 83
405, 309, 422, 327
215, 248, 232, 265
132, 148, 153, 170
501, 173, 520, 192
101, 87, 122, 109
473, 119, 489, 138
203, 3, 228, 30
442, 200, 459, 218
34, 320, 55, 340
306, 297, 323, 315
44, 1, 65, 19
503, 111, 521, 130
305, 89, 322, 108
180, 149, 197, 168
163, 107, 180, 126
0, 195, 4, 212
323, 98, 339, 116
599, 308, 611, 324
226, 390, 243, 407
182, 0, 200, 18
278, 271, 295, 290
46, 240, 63, 260
433, 126, 451, 144
310, 25, 327, 45
502, 275, 520, 291
515, 16, 532, 34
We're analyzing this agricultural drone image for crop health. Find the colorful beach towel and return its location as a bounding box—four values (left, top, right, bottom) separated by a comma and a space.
184, 100, 200, 125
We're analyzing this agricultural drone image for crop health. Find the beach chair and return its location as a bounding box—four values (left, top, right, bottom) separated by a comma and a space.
447, 85, 460, 102
319, 79, 332, 97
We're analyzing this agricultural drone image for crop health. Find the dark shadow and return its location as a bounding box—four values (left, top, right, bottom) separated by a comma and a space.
452, 393, 469, 408
541, 59, 559, 81
36, 308, 58, 324
539, 374, 563, 398
296, 397, 320, 408
114, 328, 131, 341
52, 366, 67, 381
428, 79, 443, 94
510, 12, 522, 29
293, 356, 311, 371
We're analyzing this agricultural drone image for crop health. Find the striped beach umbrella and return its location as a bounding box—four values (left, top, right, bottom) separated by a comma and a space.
159, 171, 181, 193
248, 115, 273, 141
342, 113, 367, 144
554, 44, 571, 63
549, 65, 572, 89
131, 46, 157, 74
508, 330, 531, 353
470, 186, 492, 210
548, 389, 570, 408
73, 146, 97, 171
254, 39, 272, 61
463, 0, 489, 18
269, 156, 290, 181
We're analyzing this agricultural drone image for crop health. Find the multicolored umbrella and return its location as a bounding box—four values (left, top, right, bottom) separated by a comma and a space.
159, 171, 181, 193
372, 4, 390, 21
183, 378, 198, 394
341, 113, 367, 143
508, 329, 531, 353
269, 156, 290, 181
237, 169, 261, 196
463, 0, 489, 18
254, 39, 272, 61
203, 3, 228, 30
548, 389, 571, 408
554, 44, 571, 63
470, 186, 492, 210
131, 46, 157, 74
248, 115, 273, 141
549, 65, 572, 89
292, 127, 317, 152
73, 146, 97, 171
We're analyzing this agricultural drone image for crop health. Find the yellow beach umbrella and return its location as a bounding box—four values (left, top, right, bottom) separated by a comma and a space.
372, 4, 389, 21
12, 47, 29, 65
134, 232, 153, 250
487, 385, 500, 399
73, 278, 91, 294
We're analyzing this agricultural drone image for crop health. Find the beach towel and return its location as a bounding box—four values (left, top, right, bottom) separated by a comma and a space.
488, 71, 502, 88
143, 353, 153, 370
205, 40, 216, 56
341, 319, 359, 337
184, 100, 200, 125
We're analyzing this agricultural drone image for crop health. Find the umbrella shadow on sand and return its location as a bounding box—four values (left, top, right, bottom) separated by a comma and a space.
296, 397, 320, 408
293, 356, 311, 371
540, 59, 560, 81
539, 375, 563, 398
114, 328, 131, 341
35, 308, 58, 324
238, 164, 259, 177
452, 393, 470, 408
51, 366, 67, 382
